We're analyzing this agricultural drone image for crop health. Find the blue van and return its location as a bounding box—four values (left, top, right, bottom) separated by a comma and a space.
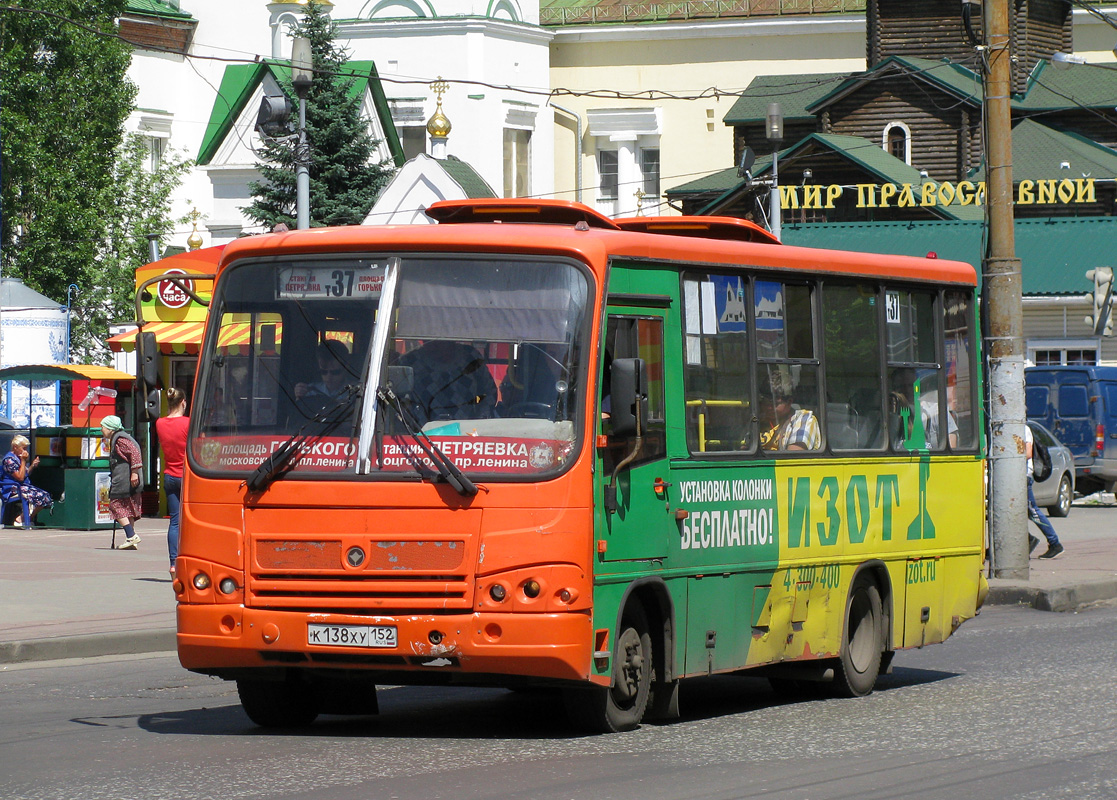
1025, 365, 1117, 496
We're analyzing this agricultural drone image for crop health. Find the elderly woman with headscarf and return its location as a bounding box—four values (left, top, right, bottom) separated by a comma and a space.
1, 435, 54, 527
101, 415, 145, 550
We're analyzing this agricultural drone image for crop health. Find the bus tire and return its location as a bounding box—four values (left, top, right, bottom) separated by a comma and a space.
564, 604, 652, 733
237, 675, 319, 728
833, 578, 884, 698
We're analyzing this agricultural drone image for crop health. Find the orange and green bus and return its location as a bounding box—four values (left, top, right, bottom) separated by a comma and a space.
174, 198, 988, 732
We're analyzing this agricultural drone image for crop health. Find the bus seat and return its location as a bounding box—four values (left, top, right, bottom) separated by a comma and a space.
400, 341, 498, 424
850, 388, 884, 449
827, 402, 860, 449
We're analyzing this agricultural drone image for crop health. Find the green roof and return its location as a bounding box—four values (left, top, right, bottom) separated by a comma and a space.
438, 156, 497, 198
968, 118, 1117, 183
670, 133, 983, 221
197, 60, 404, 167
723, 73, 848, 126
1015, 59, 1117, 111
782, 217, 1117, 295
806, 56, 982, 113
668, 166, 749, 195
540, 0, 866, 27
124, 0, 193, 21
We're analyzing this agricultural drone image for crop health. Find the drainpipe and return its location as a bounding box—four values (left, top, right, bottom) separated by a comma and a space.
551, 103, 583, 204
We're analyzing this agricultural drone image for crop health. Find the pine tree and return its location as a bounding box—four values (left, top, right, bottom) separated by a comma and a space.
244, 2, 396, 229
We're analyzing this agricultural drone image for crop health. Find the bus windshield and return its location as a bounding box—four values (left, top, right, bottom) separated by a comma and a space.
190, 254, 591, 481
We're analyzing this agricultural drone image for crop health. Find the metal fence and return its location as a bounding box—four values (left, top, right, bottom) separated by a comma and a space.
540, 0, 865, 26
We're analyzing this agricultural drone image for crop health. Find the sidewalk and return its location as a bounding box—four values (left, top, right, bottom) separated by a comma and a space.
2, 503, 1116, 665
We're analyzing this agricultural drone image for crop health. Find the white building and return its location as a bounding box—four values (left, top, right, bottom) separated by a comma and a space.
122, 0, 553, 248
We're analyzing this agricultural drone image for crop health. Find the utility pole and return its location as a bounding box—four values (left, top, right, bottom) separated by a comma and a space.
983, 0, 1028, 579
291, 37, 313, 230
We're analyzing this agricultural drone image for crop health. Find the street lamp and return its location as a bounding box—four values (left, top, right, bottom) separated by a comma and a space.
291, 36, 313, 230
64, 284, 78, 365
1050, 51, 1087, 70
766, 103, 783, 240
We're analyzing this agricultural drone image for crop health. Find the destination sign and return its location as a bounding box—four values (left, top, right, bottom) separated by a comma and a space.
278, 265, 386, 299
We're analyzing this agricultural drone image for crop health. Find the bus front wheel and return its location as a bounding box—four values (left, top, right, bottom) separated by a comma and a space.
237, 674, 319, 728
833, 578, 884, 698
564, 604, 652, 733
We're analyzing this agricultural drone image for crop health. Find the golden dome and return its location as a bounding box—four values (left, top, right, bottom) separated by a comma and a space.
427, 107, 451, 138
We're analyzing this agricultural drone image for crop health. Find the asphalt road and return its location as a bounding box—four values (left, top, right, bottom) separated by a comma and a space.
2, 603, 1115, 800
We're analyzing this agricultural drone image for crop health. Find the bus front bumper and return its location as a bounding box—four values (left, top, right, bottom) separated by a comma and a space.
177, 604, 594, 683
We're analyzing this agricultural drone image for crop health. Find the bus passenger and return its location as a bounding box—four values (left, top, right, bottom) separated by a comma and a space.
757, 369, 820, 452
294, 342, 357, 416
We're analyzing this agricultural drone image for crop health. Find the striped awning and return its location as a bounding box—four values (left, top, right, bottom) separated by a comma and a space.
105, 321, 207, 355
0, 364, 136, 382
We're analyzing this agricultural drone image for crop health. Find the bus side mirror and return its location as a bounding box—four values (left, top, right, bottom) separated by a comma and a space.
387, 365, 414, 398
146, 389, 162, 420
137, 331, 159, 388
610, 357, 646, 438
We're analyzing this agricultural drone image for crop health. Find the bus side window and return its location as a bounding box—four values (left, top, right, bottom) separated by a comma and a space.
682, 274, 752, 453
822, 283, 883, 450
756, 279, 821, 453
602, 315, 665, 467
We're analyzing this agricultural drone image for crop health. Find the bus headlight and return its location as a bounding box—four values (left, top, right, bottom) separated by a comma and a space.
218, 577, 237, 595
193, 572, 212, 590
522, 579, 541, 598
489, 583, 507, 602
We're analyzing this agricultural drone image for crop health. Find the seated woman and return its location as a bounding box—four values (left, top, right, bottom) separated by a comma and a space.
1, 435, 54, 527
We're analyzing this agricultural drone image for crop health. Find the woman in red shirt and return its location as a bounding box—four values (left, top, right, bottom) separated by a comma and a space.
155, 387, 189, 577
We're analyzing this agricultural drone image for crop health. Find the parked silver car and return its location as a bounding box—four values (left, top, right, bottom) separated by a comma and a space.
1029, 420, 1075, 518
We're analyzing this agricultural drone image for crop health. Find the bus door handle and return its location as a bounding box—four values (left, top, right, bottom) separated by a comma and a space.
653, 477, 672, 498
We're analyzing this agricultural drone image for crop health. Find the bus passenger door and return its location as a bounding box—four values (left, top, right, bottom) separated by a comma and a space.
597, 312, 672, 563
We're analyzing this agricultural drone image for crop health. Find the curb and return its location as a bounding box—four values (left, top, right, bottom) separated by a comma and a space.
985, 578, 1117, 612
0, 629, 176, 665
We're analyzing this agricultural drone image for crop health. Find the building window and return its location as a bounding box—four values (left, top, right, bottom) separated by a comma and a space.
883, 122, 911, 164
146, 136, 164, 172
503, 128, 531, 198
1029, 341, 1098, 366
399, 127, 426, 160
598, 150, 618, 200
640, 148, 660, 199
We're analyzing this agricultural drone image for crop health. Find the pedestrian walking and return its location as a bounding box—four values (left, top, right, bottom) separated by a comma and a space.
155, 388, 189, 576
102, 415, 144, 550
1026, 423, 1064, 559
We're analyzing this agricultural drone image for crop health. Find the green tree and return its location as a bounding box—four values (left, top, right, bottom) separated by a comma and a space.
1, 3, 189, 363
244, 1, 395, 229
72, 135, 191, 362
0, 1, 133, 306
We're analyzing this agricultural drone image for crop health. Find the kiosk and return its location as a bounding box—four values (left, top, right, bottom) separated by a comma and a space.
0, 364, 135, 530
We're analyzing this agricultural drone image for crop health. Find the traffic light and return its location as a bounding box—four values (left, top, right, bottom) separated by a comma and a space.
1085, 267, 1114, 336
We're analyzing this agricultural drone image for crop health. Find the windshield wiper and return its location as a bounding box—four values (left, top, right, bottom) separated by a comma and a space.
376, 384, 477, 496
244, 387, 362, 493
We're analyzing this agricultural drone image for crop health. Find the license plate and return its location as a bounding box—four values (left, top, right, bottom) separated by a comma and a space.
307, 623, 397, 648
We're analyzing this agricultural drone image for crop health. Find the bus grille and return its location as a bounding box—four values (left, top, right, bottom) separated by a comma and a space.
247, 538, 473, 610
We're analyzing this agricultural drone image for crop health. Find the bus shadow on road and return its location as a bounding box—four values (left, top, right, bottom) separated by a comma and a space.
136, 667, 958, 738
666, 666, 958, 723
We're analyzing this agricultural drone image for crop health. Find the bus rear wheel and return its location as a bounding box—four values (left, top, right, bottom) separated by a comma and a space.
833, 578, 884, 698
237, 674, 319, 728
564, 604, 652, 733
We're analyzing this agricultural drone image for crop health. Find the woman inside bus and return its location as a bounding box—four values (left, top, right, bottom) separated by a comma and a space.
1, 435, 54, 527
